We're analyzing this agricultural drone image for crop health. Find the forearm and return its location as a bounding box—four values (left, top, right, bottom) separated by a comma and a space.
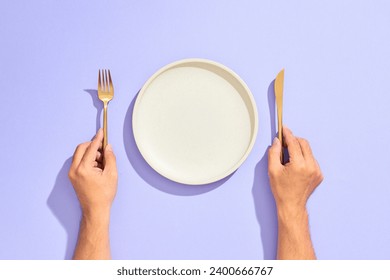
276, 206, 316, 260
73, 210, 112, 260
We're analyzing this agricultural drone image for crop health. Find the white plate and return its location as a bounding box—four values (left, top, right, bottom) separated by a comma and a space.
133, 59, 258, 185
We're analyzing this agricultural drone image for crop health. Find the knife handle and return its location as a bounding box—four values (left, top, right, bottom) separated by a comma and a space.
278, 123, 284, 164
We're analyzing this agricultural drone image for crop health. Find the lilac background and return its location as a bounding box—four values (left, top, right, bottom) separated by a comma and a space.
1, 0, 389, 260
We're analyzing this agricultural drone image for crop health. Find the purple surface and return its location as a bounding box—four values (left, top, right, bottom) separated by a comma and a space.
1, 1, 389, 259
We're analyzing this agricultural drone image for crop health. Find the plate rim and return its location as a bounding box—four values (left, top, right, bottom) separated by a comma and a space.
132, 58, 258, 185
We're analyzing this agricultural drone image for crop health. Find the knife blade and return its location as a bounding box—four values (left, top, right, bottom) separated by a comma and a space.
274, 69, 284, 163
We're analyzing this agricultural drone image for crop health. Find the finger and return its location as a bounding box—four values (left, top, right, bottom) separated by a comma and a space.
96, 151, 103, 163
82, 129, 104, 164
96, 162, 104, 170
283, 126, 304, 162
268, 137, 283, 172
297, 138, 314, 160
103, 144, 117, 176
71, 142, 91, 167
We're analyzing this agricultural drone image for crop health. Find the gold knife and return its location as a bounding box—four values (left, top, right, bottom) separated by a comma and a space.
274, 69, 284, 163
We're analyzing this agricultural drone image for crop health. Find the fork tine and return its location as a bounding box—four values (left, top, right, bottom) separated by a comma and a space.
108, 70, 114, 92
102, 69, 105, 91
104, 69, 108, 91
98, 70, 101, 91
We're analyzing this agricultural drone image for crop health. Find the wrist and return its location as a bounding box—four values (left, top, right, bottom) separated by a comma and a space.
276, 204, 308, 226
81, 206, 111, 226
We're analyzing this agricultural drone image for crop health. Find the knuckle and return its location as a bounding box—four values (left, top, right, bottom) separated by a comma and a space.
268, 166, 281, 179
75, 166, 86, 177
317, 171, 324, 182
301, 138, 309, 145
74, 144, 81, 152
74, 143, 86, 155
299, 138, 310, 149
68, 164, 79, 179
68, 169, 74, 180
296, 162, 306, 172
292, 137, 300, 147
268, 168, 276, 178
308, 165, 317, 175
75, 143, 85, 151
74, 167, 81, 177
78, 142, 91, 150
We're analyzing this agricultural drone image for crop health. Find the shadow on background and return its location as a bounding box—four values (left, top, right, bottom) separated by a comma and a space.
47, 158, 81, 259
46, 90, 100, 259
251, 80, 278, 259
123, 93, 229, 196
84, 89, 103, 131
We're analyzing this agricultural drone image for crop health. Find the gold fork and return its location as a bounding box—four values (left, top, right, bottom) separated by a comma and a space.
98, 69, 114, 149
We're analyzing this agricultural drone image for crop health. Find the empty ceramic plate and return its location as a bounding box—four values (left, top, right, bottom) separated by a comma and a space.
132, 58, 258, 185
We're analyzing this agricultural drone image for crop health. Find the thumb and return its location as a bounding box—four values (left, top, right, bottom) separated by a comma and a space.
103, 144, 117, 175
268, 137, 283, 171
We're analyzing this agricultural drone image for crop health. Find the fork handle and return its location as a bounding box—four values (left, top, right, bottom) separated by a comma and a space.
103, 102, 108, 149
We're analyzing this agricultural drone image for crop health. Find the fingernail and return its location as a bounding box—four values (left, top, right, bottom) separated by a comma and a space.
106, 144, 113, 152
273, 137, 280, 145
